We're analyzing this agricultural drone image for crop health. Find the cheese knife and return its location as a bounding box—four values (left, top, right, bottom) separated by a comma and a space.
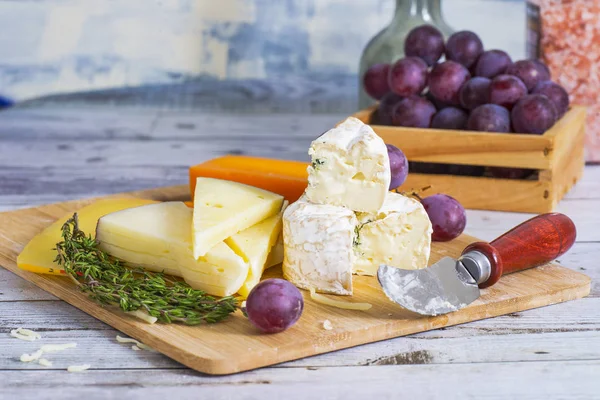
377, 213, 576, 316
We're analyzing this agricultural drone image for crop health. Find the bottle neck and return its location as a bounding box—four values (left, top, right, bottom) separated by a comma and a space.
394, 0, 443, 22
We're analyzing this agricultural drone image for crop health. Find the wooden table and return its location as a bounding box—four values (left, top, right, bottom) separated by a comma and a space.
0, 106, 598, 399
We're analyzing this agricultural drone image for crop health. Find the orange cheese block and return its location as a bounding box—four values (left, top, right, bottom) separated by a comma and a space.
189, 156, 308, 202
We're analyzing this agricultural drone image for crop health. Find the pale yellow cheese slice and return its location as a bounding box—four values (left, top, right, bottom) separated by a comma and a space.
225, 202, 286, 298
17, 198, 157, 275
96, 202, 249, 297
192, 177, 284, 258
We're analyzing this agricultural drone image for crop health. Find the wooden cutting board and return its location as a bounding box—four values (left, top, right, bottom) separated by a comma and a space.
0, 185, 591, 375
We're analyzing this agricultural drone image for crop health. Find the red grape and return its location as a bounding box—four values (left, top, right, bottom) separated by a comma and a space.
445, 31, 484, 68
410, 162, 484, 177
245, 278, 304, 333
459, 77, 491, 110
532, 80, 570, 118
511, 94, 558, 134
404, 25, 445, 66
386, 144, 409, 189
375, 92, 404, 125
506, 59, 551, 91
533, 59, 551, 78
421, 194, 466, 242
363, 63, 391, 100
429, 61, 472, 105
426, 91, 451, 110
431, 107, 468, 130
467, 104, 511, 133
489, 74, 528, 110
391, 95, 436, 128
488, 167, 533, 179
474, 50, 513, 78
388, 57, 428, 97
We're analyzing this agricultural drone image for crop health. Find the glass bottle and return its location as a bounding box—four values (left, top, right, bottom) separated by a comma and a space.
358, 0, 453, 109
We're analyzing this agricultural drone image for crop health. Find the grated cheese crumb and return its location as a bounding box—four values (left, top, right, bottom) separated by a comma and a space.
38, 358, 53, 367
10, 328, 42, 342
20, 349, 44, 363
40, 343, 77, 353
322, 320, 333, 330
132, 345, 141, 351
309, 288, 372, 311
116, 335, 156, 352
10, 328, 42, 341
126, 310, 158, 324
67, 364, 91, 373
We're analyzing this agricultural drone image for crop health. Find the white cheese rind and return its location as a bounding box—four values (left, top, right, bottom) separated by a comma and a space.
354, 192, 432, 276
305, 117, 391, 213
283, 198, 356, 295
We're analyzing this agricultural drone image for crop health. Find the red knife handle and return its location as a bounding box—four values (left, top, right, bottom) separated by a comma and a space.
461, 213, 576, 289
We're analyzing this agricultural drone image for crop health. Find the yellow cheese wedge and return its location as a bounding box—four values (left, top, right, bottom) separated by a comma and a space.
265, 234, 284, 269
17, 198, 156, 275
96, 201, 249, 297
192, 177, 284, 258
225, 202, 286, 298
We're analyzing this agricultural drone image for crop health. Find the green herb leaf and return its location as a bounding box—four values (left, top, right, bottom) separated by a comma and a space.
54, 214, 239, 325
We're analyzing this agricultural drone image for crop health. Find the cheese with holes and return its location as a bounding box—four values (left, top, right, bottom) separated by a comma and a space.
305, 117, 391, 212
283, 197, 356, 295
226, 202, 287, 298
354, 192, 432, 276
96, 201, 249, 297
17, 198, 157, 275
192, 177, 284, 258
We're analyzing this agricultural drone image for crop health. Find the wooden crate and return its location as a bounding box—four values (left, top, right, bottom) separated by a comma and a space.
352, 106, 587, 213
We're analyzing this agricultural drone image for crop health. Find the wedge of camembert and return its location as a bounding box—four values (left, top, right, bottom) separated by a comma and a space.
305, 117, 391, 213
353, 192, 432, 276
282, 197, 356, 295
96, 202, 249, 297
192, 177, 284, 258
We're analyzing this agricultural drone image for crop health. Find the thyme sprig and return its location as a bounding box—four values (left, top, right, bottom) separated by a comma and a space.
54, 213, 239, 325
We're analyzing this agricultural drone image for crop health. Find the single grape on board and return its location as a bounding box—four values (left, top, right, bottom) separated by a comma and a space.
245, 278, 304, 334
421, 194, 467, 242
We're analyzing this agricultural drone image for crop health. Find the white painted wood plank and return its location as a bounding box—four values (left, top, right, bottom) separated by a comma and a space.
1, 298, 598, 371
465, 198, 600, 242
2, 326, 599, 371
1, 361, 598, 400
0, 108, 342, 141
0, 139, 310, 167
0, 269, 56, 301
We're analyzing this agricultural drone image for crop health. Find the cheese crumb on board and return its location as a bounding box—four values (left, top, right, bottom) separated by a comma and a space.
322, 320, 333, 330
10, 328, 42, 341
309, 288, 372, 311
38, 358, 53, 367
126, 309, 158, 324
116, 335, 156, 352
132, 345, 141, 351
40, 343, 77, 353
20, 349, 44, 363
67, 364, 91, 373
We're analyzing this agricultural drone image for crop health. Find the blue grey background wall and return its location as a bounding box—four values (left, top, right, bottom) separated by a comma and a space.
0, 0, 525, 109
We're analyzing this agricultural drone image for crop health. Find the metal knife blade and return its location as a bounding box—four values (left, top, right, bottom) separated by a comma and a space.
377, 257, 480, 316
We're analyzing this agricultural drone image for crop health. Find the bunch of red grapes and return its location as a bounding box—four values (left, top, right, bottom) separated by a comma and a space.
363, 25, 570, 179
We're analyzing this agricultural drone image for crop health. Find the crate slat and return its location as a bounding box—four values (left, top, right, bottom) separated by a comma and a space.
353, 106, 587, 213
